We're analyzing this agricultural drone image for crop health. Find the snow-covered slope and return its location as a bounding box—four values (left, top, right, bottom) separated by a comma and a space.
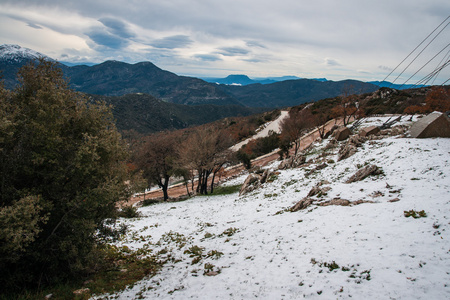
97, 116, 450, 299
0, 44, 50, 63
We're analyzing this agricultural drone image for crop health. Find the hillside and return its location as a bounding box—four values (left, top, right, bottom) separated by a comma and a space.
220, 79, 379, 108
64, 61, 241, 106
95, 115, 450, 299
92, 93, 264, 134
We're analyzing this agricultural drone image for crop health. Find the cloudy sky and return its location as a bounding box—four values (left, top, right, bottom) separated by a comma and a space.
1, 0, 449, 84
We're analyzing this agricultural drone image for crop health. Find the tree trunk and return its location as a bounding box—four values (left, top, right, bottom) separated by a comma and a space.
161, 175, 169, 201
210, 171, 217, 194
196, 169, 202, 193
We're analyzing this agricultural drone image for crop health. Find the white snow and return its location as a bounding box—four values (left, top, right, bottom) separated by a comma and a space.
0, 44, 49, 62
95, 116, 450, 299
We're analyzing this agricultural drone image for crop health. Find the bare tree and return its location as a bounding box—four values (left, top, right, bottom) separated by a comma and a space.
280, 108, 314, 156
179, 126, 233, 195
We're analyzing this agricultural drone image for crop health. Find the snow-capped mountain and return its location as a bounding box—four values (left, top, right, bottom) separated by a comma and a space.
0, 44, 51, 63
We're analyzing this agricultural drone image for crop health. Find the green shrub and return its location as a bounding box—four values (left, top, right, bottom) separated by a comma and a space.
0, 60, 131, 292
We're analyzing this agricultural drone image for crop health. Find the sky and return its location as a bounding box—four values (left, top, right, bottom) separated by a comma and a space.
0, 0, 449, 84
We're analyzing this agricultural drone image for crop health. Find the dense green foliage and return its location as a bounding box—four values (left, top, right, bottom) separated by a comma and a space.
0, 60, 131, 292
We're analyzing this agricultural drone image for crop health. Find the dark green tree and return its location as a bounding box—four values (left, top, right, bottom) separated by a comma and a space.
0, 60, 131, 291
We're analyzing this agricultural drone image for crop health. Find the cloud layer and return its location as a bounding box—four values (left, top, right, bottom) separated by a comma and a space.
0, 0, 449, 84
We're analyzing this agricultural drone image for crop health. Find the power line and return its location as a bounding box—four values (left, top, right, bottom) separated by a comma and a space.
412, 59, 450, 88
379, 15, 450, 87
431, 49, 450, 85
388, 19, 449, 88
398, 43, 450, 89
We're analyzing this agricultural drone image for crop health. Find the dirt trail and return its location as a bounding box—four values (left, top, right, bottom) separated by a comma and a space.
124, 118, 343, 206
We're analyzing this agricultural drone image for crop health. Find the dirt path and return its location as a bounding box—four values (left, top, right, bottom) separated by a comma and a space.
124, 118, 343, 207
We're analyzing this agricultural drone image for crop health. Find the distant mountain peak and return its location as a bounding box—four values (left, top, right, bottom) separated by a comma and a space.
0, 44, 51, 63
226, 74, 251, 79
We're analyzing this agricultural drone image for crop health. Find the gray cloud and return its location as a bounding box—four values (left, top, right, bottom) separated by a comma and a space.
217, 47, 250, 56
150, 35, 193, 49
27, 22, 42, 29
86, 27, 129, 49
246, 40, 266, 48
378, 65, 393, 71
193, 54, 222, 62
98, 17, 135, 39
325, 58, 341, 67
242, 57, 265, 63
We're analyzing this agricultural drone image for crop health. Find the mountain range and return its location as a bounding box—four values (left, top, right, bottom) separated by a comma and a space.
201, 74, 327, 86
0, 44, 382, 109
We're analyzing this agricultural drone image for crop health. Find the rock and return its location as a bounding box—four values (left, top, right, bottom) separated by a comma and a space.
409, 111, 450, 138
337, 144, 357, 161
359, 126, 380, 137
306, 162, 328, 176
290, 197, 314, 212
260, 169, 270, 184
352, 199, 375, 205
307, 185, 331, 197
278, 154, 306, 170
325, 138, 338, 149
307, 186, 321, 197
347, 135, 367, 146
318, 198, 351, 206
337, 135, 366, 161
239, 173, 261, 196
345, 165, 383, 183
73, 288, 90, 296
388, 198, 400, 203
205, 271, 219, 276
333, 126, 351, 141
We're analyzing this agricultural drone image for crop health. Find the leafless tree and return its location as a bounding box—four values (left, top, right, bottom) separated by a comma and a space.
280, 108, 314, 156
179, 126, 233, 195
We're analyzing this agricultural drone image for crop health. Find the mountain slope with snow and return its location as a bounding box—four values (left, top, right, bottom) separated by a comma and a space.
0, 44, 50, 63
96, 115, 449, 299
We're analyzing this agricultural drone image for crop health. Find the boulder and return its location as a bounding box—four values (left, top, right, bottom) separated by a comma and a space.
338, 144, 357, 161
307, 185, 331, 197
359, 126, 380, 137
318, 198, 351, 206
239, 173, 261, 196
345, 164, 383, 183
290, 197, 314, 212
278, 154, 306, 170
409, 112, 450, 138
337, 135, 366, 161
333, 126, 351, 141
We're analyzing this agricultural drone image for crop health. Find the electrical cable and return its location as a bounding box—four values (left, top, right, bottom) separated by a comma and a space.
388, 20, 449, 88
398, 43, 450, 89
431, 49, 450, 85
378, 15, 450, 87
